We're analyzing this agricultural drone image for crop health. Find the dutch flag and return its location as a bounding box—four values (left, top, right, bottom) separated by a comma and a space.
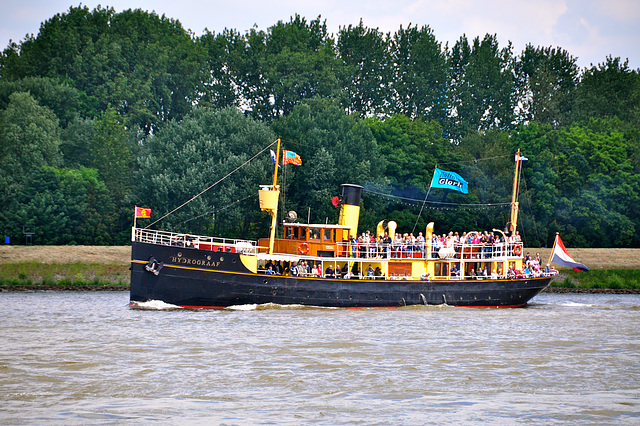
550, 234, 589, 271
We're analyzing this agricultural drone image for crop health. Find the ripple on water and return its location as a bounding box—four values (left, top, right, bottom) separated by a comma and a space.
1, 292, 639, 424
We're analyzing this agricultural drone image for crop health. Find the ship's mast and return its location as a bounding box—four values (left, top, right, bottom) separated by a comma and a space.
258, 139, 281, 254
509, 148, 522, 234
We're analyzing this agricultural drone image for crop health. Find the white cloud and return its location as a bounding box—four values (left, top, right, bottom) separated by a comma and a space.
596, 0, 640, 22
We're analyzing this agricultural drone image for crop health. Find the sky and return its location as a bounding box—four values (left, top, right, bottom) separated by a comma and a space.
1, 0, 639, 71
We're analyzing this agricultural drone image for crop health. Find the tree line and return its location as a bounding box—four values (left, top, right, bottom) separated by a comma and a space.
1, 6, 639, 248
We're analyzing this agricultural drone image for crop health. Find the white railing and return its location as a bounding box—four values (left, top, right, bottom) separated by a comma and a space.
132, 227, 259, 255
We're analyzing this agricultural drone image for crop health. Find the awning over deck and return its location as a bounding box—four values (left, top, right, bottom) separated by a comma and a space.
257, 253, 301, 263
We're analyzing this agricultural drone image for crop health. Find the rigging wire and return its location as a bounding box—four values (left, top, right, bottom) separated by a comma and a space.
520, 172, 542, 246
408, 155, 514, 231
180, 193, 258, 225
435, 154, 513, 167
411, 176, 434, 234
147, 139, 279, 228
363, 188, 511, 208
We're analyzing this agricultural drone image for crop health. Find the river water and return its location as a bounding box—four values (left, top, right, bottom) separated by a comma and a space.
1, 292, 638, 424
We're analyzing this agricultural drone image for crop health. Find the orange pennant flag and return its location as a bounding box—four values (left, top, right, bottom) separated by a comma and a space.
283, 150, 302, 166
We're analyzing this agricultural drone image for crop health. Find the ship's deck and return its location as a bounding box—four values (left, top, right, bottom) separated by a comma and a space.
132, 227, 525, 262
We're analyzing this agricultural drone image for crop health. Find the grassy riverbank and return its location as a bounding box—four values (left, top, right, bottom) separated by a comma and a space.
0, 261, 130, 290
1, 245, 639, 291
0, 246, 130, 291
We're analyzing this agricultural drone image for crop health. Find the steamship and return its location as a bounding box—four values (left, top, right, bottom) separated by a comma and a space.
130, 146, 554, 309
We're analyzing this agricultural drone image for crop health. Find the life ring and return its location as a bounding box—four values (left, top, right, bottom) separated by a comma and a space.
513, 245, 522, 256
298, 242, 309, 255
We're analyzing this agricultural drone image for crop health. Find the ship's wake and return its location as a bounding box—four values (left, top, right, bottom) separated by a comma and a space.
128, 300, 183, 310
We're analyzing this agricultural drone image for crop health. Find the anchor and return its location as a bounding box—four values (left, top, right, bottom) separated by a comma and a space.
145, 256, 163, 276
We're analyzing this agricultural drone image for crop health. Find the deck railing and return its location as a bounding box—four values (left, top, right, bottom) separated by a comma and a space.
133, 227, 524, 262
132, 227, 259, 255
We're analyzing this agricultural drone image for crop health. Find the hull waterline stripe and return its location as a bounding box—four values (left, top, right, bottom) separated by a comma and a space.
146, 303, 526, 310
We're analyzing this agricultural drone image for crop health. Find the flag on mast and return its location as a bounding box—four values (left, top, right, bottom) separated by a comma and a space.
430, 168, 468, 194
550, 234, 589, 271
135, 206, 152, 219
283, 150, 302, 166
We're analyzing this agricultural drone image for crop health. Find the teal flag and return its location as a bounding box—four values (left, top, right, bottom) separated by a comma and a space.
430, 168, 468, 194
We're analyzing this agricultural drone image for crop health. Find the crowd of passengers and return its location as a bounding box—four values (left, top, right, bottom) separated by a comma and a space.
519, 251, 558, 278
462, 252, 557, 279
345, 229, 524, 259
265, 260, 380, 279
262, 252, 557, 279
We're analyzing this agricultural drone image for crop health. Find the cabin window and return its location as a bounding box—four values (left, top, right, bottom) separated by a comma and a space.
435, 262, 449, 276
389, 262, 411, 277
285, 227, 296, 239
310, 228, 321, 240
323, 228, 334, 242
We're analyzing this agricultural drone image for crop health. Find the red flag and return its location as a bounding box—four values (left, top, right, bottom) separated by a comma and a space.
135, 206, 151, 219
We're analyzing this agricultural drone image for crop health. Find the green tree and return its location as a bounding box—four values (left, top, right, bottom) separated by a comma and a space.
60, 116, 96, 168
515, 45, 579, 126
573, 56, 640, 124
92, 106, 133, 201
262, 15, 341, 120
0, 77, 93, 127
135, 107, 276, 238
511, 119, 640, 247
448, 34, 516, 140
197, 28, 242, 110
0, 92, 61, 212
223, 15, 341, 121
272, 99, 384, 224
390, 25, 449, 123
1, 5, 206, 133
367, 114, 448, 189
4, 166, 115, 245
337, 20, 391, 116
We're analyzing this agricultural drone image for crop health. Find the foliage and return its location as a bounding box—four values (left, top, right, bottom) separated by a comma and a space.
514, 45, 579, 127
0, 9, 638, 247
2, 167, 117, 245
134, 107, 276, 238
511, 118, 640, 247
573, 57, 640, 124
447, 34, 516, 140
550, 269, 640, 290
0, 262, 130, 286
0, 76, 94, 126
337, 20, 391, 117
272, 99, 384, 226
389, 25, 449, 123
1, 5, 206, 134
0, 91, 62, 218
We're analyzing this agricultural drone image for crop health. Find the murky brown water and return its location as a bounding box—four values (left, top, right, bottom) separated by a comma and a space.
1, 292, 638, 424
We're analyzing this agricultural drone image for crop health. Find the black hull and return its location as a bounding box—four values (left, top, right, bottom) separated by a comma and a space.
130, 242, 552, 308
